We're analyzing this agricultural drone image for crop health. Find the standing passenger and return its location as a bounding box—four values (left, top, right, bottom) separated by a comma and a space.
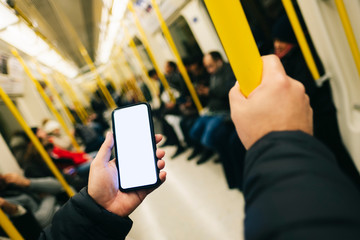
272, 15, 360, 189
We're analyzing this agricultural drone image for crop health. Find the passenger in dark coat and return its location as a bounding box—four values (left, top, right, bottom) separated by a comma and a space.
272, 15, 360, 189
39, 56, 360, 240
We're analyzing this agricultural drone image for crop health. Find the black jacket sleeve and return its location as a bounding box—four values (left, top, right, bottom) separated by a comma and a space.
39, 188, 133, 240
244, 131, 360, 240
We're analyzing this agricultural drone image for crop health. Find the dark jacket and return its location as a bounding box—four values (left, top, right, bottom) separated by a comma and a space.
40, 131, 360, 240
40, 188, 132, 240
244, 131, 360, 240
208, 63, 236, 113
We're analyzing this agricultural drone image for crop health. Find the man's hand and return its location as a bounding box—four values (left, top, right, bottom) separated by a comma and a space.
3, 173, 31, 187
229, 55, 313, 149
88, 132, 166, 217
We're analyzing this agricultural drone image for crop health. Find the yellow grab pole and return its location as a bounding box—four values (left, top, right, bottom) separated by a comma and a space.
128, 2, 176, 103
282, 0, 321, 80
79, 46, 117, 110
57, 74, 89, 120
11, 49, 81, 152
334, 0, 360, 78
124, 27, 160, 103
114, 53, 147, 102
53, 74, 88, 125
0, 209, 24, 240
33, 60, 77, 125
203, 0, 262, 97
46, 0, 116, 110
151, 0, 203, 112
0, 86, 75, 197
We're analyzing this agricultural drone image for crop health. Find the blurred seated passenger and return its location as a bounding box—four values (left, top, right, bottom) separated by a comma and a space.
0, 173, 65, 229
272, 15, 360, 189
43, 119, 72, 151
75, 123, 104, 153
189, 51, 236, 164
90, 90, 110, 134
160, 61, 188, 157
22, 137, 87, 191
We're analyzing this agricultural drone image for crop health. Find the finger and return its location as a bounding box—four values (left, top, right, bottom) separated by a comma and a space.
155, 134, 163, 144
157, 159, 165, 170
229, 82, 246, 107
156, 149, 165, 159
159, 171, 167, 182
92, 132, 114, 166
261, 55, 287, 86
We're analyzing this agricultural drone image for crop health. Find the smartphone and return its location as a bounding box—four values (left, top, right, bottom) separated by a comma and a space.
112, 103, 160, 192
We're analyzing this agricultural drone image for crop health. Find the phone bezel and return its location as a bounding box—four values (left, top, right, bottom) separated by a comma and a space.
112, 102, 160, 192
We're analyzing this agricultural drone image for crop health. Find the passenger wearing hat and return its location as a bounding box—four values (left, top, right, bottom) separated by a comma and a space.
43, 120, 72, 151
272, 15, 360, 190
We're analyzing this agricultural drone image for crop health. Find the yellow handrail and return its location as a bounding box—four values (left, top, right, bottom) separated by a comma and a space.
124, 27, 160, 103
128, 1, 176, 103
33, 59, 77, 125
203, 0, 262, 97
334, 0, 360, 78
11, 49, 81, 152
0, 209, 24, 240
79, 46, 117, 110
282, 0, 321, 80
53, 74, 88, 125
0, 86, 75, 197
150, 0, 203, 112
47, 0, 117, 110
113, 52, 147, 102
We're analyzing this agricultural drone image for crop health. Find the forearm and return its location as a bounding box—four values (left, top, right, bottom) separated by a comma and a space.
29, 177, 63, 195
40, 188, 133, 240
244, 131, 360, 240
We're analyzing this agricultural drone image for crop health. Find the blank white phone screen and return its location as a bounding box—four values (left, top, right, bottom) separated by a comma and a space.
113, 104, 157, 189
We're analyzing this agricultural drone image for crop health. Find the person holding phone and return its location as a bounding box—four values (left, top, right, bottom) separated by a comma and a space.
40, 55, 360, 240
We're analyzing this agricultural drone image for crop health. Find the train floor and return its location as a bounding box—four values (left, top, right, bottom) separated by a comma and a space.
126, 145, 245, 240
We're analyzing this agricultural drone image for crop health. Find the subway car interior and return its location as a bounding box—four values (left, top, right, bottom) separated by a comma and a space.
0, 0, 360, 239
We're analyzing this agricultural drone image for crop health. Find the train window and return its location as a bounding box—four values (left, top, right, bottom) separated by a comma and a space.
168, 16, 203, 59
0, 54, 8, 75
133, 36, 154, 70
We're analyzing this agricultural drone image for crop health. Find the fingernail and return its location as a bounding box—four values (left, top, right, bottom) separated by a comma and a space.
106, 132, 112, 139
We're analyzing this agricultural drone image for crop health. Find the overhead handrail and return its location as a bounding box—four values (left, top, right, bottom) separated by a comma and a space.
334, 0, 360, 78
282, 0, 321, 80
203, 0, 262, 97
150, 0, 203, 112
11, 49, 81, 152
33, 59, 77, 125
128, 1, 176, 103
0, 86, 75, 197
0, 209, 24, 240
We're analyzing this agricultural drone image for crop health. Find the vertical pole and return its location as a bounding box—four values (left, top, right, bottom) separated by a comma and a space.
53, 74, 88, 125
47, 0, 117, 110
150, 0, 203, 112
11, 49, 81, 152
282, 0, 321, 80
128, 1, 176, 103
79, 46, 117, 109
0, 86, 75, 197
124, 27, 160, 103
0, 209, 24, 240
114, 52, 147, 102
203, 0, 262, 97
33, 60, 77, 125
334, 0, 360, 78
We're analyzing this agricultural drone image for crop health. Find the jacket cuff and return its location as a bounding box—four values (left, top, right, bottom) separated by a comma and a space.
73, 188, 133, 238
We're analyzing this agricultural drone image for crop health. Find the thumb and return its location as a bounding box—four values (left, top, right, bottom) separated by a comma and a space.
93, 132, 114, 166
